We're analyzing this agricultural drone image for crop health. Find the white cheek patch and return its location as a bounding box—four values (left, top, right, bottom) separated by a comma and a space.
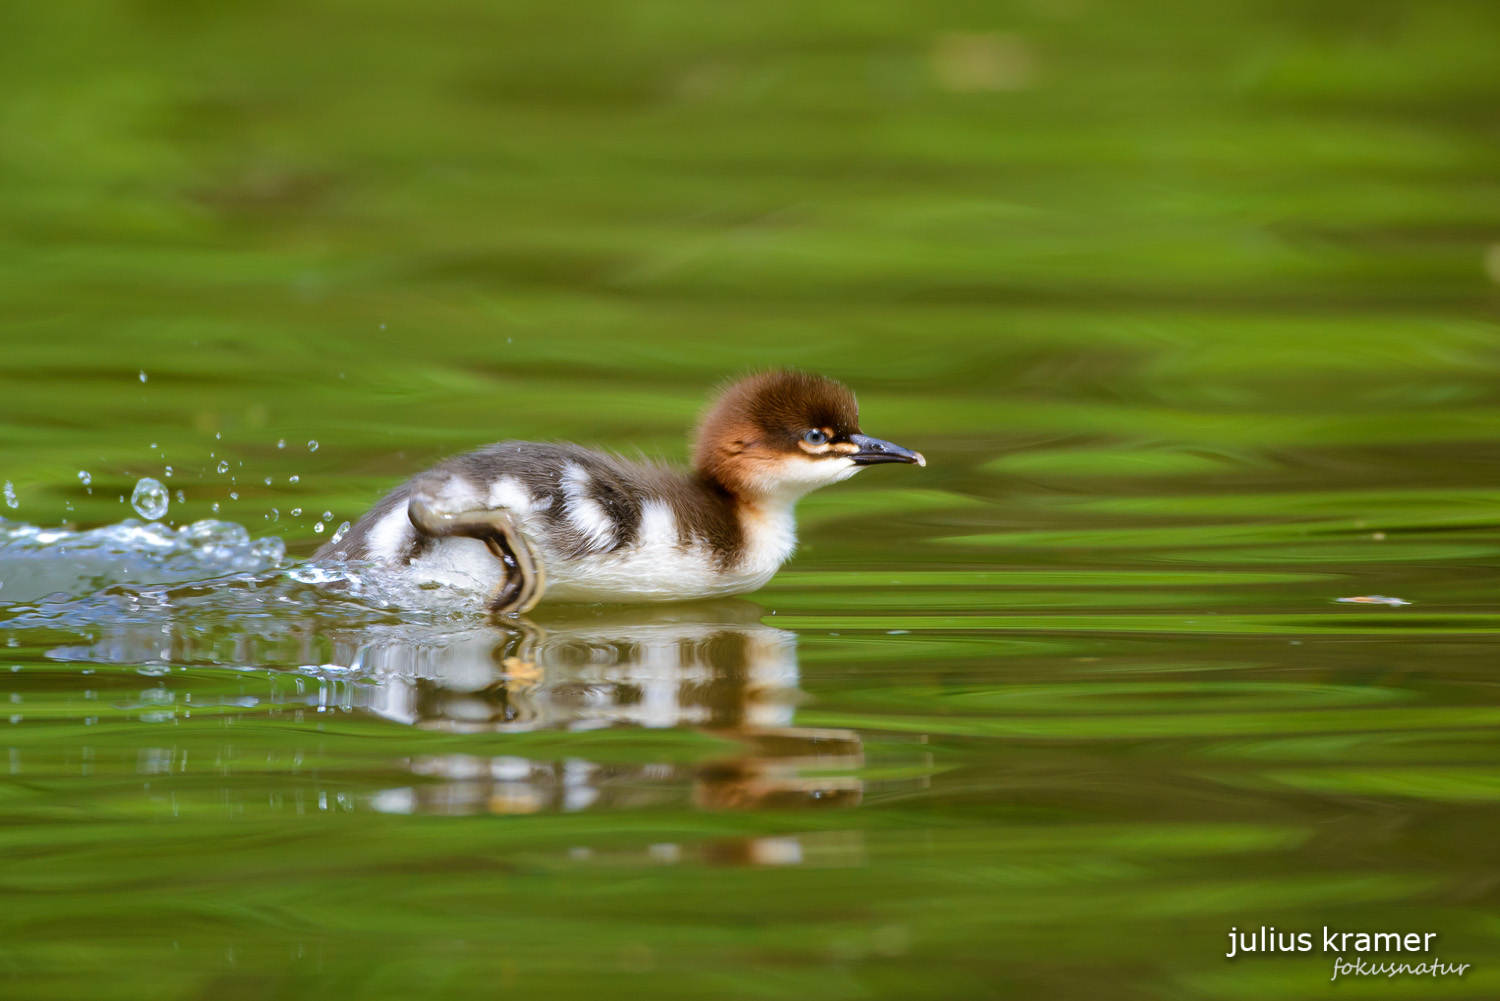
747, 456, 859, 500
561, 464, 616, 550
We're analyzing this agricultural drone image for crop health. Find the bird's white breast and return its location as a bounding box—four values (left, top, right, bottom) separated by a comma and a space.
541, 496, 796, 603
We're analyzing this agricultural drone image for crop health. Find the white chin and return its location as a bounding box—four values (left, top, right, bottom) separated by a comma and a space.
751, 457, 860, 501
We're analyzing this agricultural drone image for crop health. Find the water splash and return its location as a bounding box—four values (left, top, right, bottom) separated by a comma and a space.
0, 517, 287, 605
130, 478, 169, 520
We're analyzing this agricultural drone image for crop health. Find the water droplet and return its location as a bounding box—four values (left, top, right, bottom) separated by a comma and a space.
175, 490, 185, 503
330, 521, 350, 545
313, 522, 325, 534
216, 461, 229, 474
322, 510, 333, 521
77, 471, 91, 486
307, 440, 319, 452
2, 481, 16, 510
212, 502, 220, 513
229, 492, 239, 500
150, 442, 157, 450
264, 477, 273, 486
288, 475, 299, 484
130, 478, 169, 520
164, 466, 173, 478
291, 507, 302, 517
138, 370, 147, 383
215, 432, 222, 440
277, 439, 286, 449
268, 509, 280, 522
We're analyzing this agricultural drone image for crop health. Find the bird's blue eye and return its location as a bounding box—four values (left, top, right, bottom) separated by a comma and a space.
803, 429, 829, 445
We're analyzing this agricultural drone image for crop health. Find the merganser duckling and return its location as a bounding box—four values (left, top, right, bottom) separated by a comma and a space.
316, 371, 924, 613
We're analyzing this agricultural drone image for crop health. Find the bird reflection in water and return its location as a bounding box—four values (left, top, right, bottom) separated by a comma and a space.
31, 575, 870, 861
331, 600, 864, 821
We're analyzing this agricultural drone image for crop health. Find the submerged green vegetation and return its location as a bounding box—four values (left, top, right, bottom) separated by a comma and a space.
1, 0, 1498, 999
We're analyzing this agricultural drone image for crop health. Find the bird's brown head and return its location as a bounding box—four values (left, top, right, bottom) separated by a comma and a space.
693, 370, 924, 501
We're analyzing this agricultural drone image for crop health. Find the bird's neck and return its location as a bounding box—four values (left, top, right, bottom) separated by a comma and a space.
692, 468, 801, 573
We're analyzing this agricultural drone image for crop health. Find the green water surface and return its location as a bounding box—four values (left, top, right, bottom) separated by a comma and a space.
2, 1, 1498, 999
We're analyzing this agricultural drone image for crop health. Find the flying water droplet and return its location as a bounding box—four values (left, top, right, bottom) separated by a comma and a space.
291, 507, 302, 517
77, 471, 91, 486
164, 466, 173, 478
2, 481, 16, 510
277, 439, 286, 449
130, 478, 169, 521
322, 511, 332, 521
307, 441, 319, 452
288, 475, 299, 484
264, 477, 273, 486
216, 461, 229, 474
138, 370, 147, 383
313, 522, 325, 534
330, 521, 350, 545
229, 492, 239, 501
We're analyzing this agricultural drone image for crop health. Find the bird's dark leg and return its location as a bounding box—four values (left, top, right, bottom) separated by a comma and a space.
407, 478, 546, 615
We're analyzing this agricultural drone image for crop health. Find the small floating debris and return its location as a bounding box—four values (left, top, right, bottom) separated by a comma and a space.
130, 477, 169, 521
1336, 595, 1411, 607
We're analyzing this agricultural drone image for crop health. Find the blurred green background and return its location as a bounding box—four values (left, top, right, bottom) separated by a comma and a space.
2, 1, 1499, 999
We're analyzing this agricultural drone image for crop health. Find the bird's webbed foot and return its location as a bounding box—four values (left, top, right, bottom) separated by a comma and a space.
407, 475, 546, 616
